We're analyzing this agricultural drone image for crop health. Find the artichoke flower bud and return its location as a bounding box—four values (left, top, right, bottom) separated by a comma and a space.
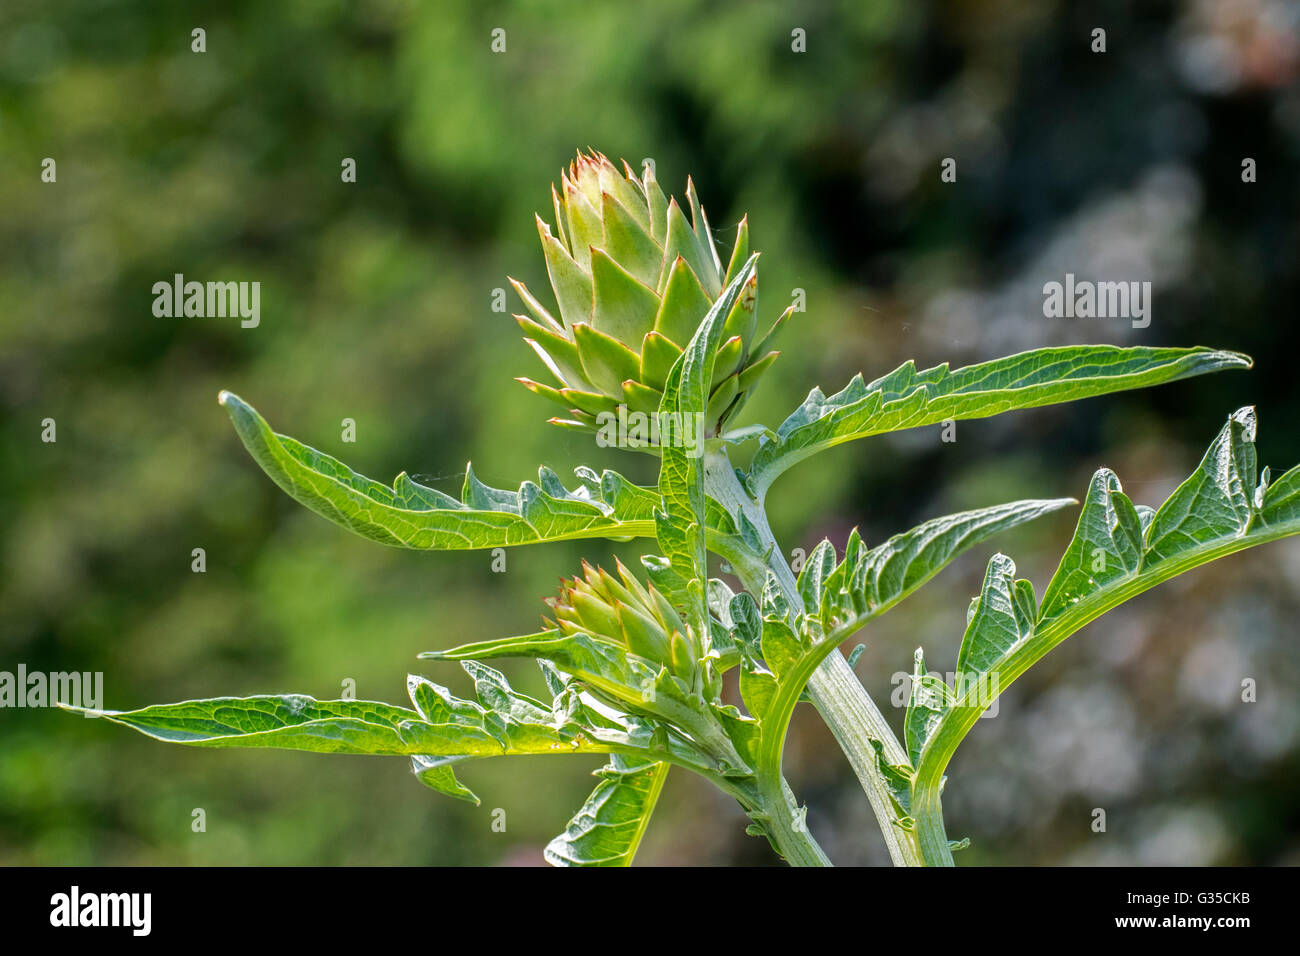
546, 558, 700, 682
512, 150, 787, 443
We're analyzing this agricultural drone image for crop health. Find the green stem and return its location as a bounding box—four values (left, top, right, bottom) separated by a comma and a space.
762, 778, 834, 866
911, 787, 955, 866
711, 767, 830, 866
805, 651, 924, 866
702, 450, 923, 866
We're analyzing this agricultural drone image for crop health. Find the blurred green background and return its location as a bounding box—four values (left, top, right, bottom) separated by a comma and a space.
2, 0, 1299, 865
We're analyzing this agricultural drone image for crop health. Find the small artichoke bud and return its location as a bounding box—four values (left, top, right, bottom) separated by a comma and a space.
549, 559, 700, 682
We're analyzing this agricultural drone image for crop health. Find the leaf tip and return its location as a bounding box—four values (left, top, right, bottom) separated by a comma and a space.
1224, 350, 1254, 369
58, 701, 110, 718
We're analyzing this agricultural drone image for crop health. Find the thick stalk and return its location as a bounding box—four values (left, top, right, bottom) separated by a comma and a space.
712, 769, 830, 866
702, 450, 923, 866
763, 779, 833, 866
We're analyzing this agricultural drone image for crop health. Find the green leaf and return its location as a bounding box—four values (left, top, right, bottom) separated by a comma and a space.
418, 630, 726, 767
421, 631, 661, 713
1142, 406, 1256, 563
737, 497, 1072, 833
905, 649, 954, 768
954, 555, 1037, 682
219, 391, 658, 549
1036, 471, 1143, 621
809, 497, 1075, 640
758, 617, 805, 680
728, 591, 762, 658
70, 695, 443, 754
544, 757, 670, 867
748, 346, 1252, 497
68, 662, 724, 786
795, 539, 837, 613
738, 667, 779, 721
655, 256, 759, 633
909, 407, 1300, 854
411, 755, 480, 805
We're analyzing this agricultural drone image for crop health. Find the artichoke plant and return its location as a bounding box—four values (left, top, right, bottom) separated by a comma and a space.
513, 151, 786, 441
78, 147, 1285, 872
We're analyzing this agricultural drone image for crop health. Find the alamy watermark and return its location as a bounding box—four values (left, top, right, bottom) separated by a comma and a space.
1042, 273, 1151, 329
892, 669, 1001, 717
595, 407, 705, 458
50, 886, 151, 936
1, 664, 102, 712
152, 273, 260, 328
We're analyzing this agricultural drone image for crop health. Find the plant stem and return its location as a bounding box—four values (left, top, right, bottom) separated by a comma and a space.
803, 650, 924, 866
709, 767, 830, 865
764, 779, 834, 866
702, 450, 923, 866
911, 787, 955, 866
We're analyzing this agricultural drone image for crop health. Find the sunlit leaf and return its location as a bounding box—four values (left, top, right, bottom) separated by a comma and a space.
748, 346, 1251, 496
906, 407, 1300, 864
219, 391, 658, 549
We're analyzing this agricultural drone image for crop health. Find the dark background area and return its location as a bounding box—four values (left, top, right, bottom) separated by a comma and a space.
2, 0, 1298, 865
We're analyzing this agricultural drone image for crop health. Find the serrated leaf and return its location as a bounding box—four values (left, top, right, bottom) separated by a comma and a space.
748, 346, 1252, 496
72, 695, 445, 754
544, 757, 669, 867
813, 497, 1074, 639
954, 554, 1037, 683
1259, 462, 1300, 523
868, 737, 915, 816
1037, 471, 1143, 620
912, 407, 1300, 835
905, 649, 954, 767
421, 631, 658, 710
758, 618, 804, 680
728, 592, 762, 659
796, 539, 837, 614
411, 755, 480, 805
760, 570, 790, 620
419, 630, 721, 759
70, 670, 721, 790
219, 392, 660, 549
739, 667, 779, 721
712, 704, 761, 768
1144, 406, 1257, 562
740, 496, 1073, 845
